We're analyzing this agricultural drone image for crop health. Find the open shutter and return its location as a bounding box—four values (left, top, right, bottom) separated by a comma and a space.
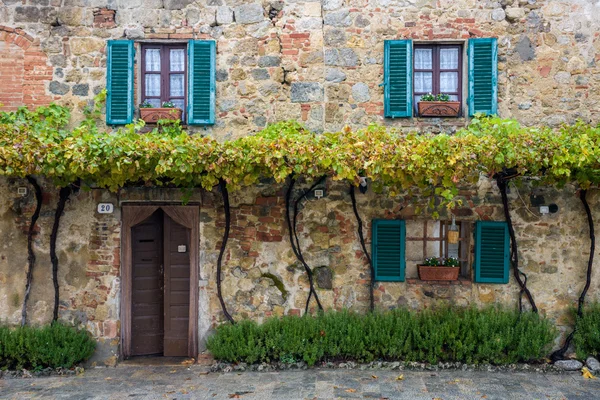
474, 221, 509, 283
372, 219, 405, 282
106, 40, 134, 125
188, 40, 215, 125
468, 38, 498, 116
384, 40, 412, 118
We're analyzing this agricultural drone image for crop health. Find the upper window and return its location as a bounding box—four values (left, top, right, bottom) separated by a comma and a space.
106, 40, 216, 126
413, 44, 462, 114
383, 38, 497, 119
142, 44, 187, 120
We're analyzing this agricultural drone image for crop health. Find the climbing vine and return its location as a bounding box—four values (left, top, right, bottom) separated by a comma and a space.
217, 179, 235, 324
21, 176, 42, 326
551, 189, 596, 360
495, 172, 538, 313
2, 100, 600, 327
285, 176, 324, 314
49, 184, 73, 322
349, 185, 375, 312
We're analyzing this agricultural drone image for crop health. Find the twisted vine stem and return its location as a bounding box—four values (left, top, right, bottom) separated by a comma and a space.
495, 175, 538, 313
21, 176, 43, 326
217, 179, 235, 324
349, 185, 374, 312
285, 175, 324, 314
551, 189, 595, 361
50, 185, 73, 322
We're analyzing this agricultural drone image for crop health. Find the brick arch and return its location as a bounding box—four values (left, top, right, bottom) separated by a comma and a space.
0, 26, 53, 111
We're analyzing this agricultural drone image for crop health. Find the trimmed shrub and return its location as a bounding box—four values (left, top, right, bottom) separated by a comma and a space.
0, 323, 95, 370
573, 302, 600, 359
207, 307, 556, 366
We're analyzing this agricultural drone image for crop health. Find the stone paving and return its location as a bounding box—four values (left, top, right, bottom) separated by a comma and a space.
1, 365, 600, 400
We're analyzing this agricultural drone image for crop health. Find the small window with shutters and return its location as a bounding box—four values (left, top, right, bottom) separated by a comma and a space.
372, 219, 406, 282
383, 38, 498, 119
474, 221, 509, 284
106, 39, 215, 126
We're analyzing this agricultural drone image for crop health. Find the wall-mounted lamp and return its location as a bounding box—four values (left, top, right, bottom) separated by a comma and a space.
359, 176, 368, 194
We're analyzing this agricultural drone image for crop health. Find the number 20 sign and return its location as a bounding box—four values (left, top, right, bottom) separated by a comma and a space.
97, 203, 114, 214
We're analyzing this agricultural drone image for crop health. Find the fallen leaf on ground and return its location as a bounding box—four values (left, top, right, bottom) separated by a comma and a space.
199, 371, 209, 375
170, 369, 177, 373
371, 375, 378, 379
345, 389, 357, 393
104, 377, 112, 381
181, 358, 195, 365
582, 367, 596, 379
228, 391, 253, 398
396, 374, 404, 381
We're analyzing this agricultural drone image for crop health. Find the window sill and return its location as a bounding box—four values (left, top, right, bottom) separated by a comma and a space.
406, 277, 471, 286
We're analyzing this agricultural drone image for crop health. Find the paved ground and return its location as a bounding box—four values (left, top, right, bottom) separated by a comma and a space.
1, 365, 600, 400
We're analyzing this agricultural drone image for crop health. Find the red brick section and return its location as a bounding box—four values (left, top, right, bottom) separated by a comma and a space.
0, 26, 53, 111
93, 8, 116, 29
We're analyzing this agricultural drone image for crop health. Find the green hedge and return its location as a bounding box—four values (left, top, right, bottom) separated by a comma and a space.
0, 323, 95, 370
574, 302, 600, 359
207, 307, 556, 366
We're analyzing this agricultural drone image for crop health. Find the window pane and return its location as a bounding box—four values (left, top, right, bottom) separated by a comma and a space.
145, 49, 161, 72
440, 48, 459, 69
170, 74, 185, 97
448, 94, 459, 101
414, 48, 432, 69
440, 72, 458, 93
170, 49, 185, 72
414, 72, 432, 93
170, 99, 185, 110
144, 99, 161, 107
145, 74, 161, 97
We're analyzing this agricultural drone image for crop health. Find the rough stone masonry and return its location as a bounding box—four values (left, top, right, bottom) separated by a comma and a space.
0, 0, 599, 365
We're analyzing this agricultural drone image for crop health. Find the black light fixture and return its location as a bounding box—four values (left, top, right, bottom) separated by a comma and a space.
359, 176, 368, 194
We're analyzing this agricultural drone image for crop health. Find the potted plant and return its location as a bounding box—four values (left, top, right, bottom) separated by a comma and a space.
417, 93, 461, 117
418, 256, 460, 281
139, 101, 183, 123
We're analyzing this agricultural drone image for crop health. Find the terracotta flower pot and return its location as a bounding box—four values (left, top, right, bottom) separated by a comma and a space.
417, 101, 461, 117
140, 107, 183, 123
418, 265, 460, 281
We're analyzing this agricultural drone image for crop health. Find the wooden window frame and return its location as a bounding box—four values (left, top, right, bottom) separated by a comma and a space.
141, 44, 188, 120
406, 220, 471, 278
413, 44, 463, 115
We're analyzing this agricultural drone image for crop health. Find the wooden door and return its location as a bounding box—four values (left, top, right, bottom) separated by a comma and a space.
131, 211, 163, 356
163, 214, 191, 357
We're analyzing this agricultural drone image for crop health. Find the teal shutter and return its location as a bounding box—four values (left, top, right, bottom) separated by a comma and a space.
384, 40, 412, 118
468, 38, 498, 116
372, 220, 406, 282
106, 40, 134, 125
188, 40, 215, 125
474, 221, 509, 283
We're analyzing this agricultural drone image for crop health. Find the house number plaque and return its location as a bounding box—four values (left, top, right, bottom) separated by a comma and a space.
178, 245, 187, 253
97, 203, 114, 214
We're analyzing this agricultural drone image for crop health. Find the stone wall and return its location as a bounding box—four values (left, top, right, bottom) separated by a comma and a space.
0, 0, 598, 133
1, 0, 600, 363
2, 175, 599, 364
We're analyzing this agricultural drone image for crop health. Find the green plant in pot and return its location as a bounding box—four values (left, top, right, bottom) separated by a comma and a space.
417, 92, 460, 117
139, 100, 183, 123
418, 256, 460, 281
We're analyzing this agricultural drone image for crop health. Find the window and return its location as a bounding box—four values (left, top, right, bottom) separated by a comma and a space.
106, 40, 216, 126
142, 44, 187, 120
405, 220, 470, 278
383, 38, 497, 118
413, 44, 462, 114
